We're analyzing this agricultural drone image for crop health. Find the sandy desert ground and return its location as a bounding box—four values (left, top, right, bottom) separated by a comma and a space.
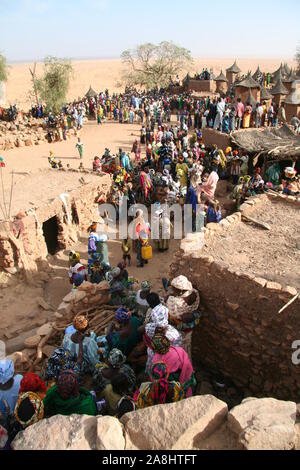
4, 57, 297, 109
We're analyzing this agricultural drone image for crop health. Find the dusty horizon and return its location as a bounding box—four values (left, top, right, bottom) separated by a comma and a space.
4, 57, 298, 109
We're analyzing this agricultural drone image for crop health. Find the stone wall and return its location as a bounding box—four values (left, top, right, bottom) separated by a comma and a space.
202, 127, 231, 151
169, 196, 300, 401
187, 80, 217, 93
0, 171, 111, 273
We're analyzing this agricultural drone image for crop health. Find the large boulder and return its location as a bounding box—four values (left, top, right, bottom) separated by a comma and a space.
228, 397, 297, 450
121, 395, 228, 450
12, 414, 125, 451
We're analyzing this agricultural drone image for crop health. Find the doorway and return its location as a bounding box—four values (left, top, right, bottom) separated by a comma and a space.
42, 216, 59, 255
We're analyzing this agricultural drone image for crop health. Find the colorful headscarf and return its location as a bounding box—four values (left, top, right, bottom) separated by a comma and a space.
149, 362, 170, 404
0, 360, 14, 385
57, 370, 79, 400
45, 348, 80, 382
115, 307, 131, 323
141, 280, 151, 291
108, 349, 126, 368
14, 392, 44, 428
19, 373, 47, 399
73, 315, 89, 332
150, 333, 171, 355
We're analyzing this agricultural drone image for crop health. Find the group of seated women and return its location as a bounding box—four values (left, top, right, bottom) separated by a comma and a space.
0, 274, 200, 450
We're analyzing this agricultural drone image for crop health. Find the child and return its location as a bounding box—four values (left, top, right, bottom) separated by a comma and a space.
206, 201, 222, 224
76, 138, 83, 159
122, 238, 131, 266
93, 156, 101, 172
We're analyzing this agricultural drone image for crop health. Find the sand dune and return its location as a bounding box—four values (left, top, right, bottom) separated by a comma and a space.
5, 57, 297, 109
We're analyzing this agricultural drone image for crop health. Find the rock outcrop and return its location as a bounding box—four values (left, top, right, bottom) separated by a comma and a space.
228, 397, 297, 450
12, 414, 125, 451
121, 395, 228, 450
11, 396, 300, 451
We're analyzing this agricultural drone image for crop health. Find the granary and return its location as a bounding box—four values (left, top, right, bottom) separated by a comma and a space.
0, 169, 111, 275
214, 70, 228, 95
252, 66, 262, 83
271, 77, 289, 106
272, 63, 285, 83
246, 89, 258, 108
282, 71, 298, 94
260, 85, 273, 107
235, 72, 260, 104
226, 60, 241, 88
283, 86, 300, 122
85, 86, 97, 99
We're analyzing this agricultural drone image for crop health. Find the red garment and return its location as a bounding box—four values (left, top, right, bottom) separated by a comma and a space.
19, 373, 47, 395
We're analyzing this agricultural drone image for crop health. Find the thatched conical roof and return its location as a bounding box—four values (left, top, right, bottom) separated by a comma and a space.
215, 70, 228, 82
226, 60, 241, 73
85, 86, 97, 98
283, 71, 298, 84
283, 63, 291, 76
246, 89, 258, 107
260, 85, 272, 101
271, 78, 289, 95
284, 89, 300, 105
272, 64, 284, 81
252, 66, 262, 81
236, 72, 260, 89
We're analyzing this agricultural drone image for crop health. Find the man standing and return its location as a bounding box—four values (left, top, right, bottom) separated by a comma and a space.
278, 103, 287, 126
236, 98, 245, 130
214, 98, 225, 131
76, 138, 84, 159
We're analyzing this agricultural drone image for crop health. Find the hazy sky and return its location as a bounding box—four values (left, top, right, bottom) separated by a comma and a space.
0, 0, 299, 62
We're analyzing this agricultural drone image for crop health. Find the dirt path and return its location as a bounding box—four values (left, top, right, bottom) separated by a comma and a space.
1, 120, 180, 342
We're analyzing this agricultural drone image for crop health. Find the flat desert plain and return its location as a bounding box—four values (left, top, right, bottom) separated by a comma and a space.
5, 57, 297, 109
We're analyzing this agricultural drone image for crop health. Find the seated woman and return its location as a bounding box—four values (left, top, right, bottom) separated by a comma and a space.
45, 348, 81, 387
147, 332, 196, 398
19, 372, 47, 400
106, 308, 142, 357
98, 373, 130, 416
107, 268, 136, 310
93, 348, 136, 394
206, 201, 222, 224
0, 360, 23, 413
62, 315, 103, 374
14, 392, 44, 430
133, 362, 184, 409
140, 293, 182, 373
135, 281, 151, 320
166, 276, 201, 359
43, 370, 97, 417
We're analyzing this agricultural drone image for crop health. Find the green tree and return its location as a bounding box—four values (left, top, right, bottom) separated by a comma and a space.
36, 56, 73, 113
0, 52, 9, 82
121, 41, 193, 90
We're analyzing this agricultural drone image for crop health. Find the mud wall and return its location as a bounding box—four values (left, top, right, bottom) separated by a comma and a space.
0, 171, 111, 273
169, 196, 300, 401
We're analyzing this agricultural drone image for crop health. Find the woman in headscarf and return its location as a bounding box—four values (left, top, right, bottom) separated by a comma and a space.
14, 392, 44, 429
135, 280, 151, 319
43, 370, 97, 417
133, 362, 184, 409
147, 332, 196, 397
107, 267, 136, 310
199, 170, 219, 201
106, 308, 142, 357
19, 373, 47, 400
62, 315, 103, 374
93, 348, 136, 394
166, 275, 201, 359
45, 348, 81, 386
0, 360, 23, 413
139, 292, 182, 374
